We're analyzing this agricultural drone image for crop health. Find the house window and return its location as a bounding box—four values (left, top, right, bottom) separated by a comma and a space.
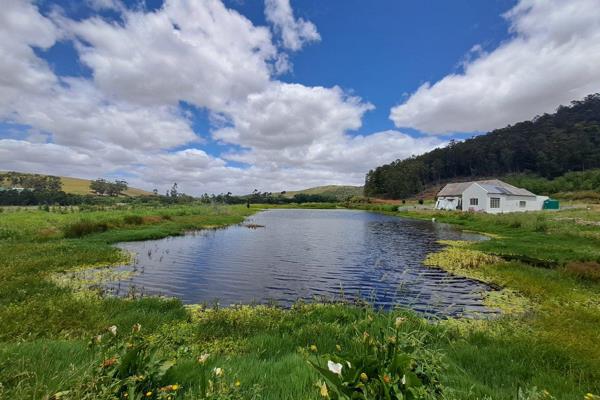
470, 198, 478, 206
490, 197, 500, 208
519, 200, 526, 208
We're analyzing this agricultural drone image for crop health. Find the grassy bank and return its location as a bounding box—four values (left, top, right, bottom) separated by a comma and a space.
1, 204, 600, 399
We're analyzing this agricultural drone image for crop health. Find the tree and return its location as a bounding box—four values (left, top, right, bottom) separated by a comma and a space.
169, 182, 179, 198
364, 93, 600, 199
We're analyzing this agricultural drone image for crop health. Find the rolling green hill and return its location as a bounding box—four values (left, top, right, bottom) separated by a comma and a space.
282, 185, 363, 200
365, 93, 600, 199
0, 172, 152, 196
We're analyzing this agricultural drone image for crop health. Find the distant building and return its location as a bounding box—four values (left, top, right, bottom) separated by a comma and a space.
435, 179, 550, 213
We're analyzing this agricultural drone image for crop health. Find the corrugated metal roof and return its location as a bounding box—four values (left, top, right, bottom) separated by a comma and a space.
437, 182, 472, 197
437, 179, 536, 197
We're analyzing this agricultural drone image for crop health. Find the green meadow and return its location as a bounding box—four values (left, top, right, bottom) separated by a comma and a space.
1, 203, 600, 399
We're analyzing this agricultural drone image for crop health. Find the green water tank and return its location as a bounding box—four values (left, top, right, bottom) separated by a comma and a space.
543, 199, 560, 210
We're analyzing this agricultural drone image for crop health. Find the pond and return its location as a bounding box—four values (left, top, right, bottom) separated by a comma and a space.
105, 209, 496, 317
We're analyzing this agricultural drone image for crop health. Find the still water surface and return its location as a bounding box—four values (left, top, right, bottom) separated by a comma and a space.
107, 209, 495, 317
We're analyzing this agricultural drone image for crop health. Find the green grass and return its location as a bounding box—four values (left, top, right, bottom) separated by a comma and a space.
1, 203, 600, 399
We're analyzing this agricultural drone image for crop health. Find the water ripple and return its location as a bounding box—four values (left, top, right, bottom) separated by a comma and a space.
104, 209, 496, 318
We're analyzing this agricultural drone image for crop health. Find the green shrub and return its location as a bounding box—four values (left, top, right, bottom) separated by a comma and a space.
123, 215, 144, 225
308, 317, 444, 399
56, 324, 178, 399
63, 220, 109, 238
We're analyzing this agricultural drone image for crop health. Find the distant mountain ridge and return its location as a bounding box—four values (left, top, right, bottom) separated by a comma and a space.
282, 185, 363, 200
364, 93, 600, 199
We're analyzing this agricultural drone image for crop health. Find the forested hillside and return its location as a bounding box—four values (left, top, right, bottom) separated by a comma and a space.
365, 94, 600, 198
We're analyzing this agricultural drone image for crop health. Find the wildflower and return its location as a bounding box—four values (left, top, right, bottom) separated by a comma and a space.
335, 344, 341, 352
394, 317, 406, 328
93, 335, 102, 344
101, 357, 117, 368
310, 344, 318, 353
197, 353, 210, 364
387, 335, 396, 344
235, 380, 241, 387
360, 372, 368, 382
585, 394, 600, 400
213, 367, 224, 377
383, 374, 391, 384
107, 325, 117, 336
318, 381, 329, 398
145, 391, 152, 397
327, 360, 342, 376
132, 323, 142, 333
159, 385, 180, 392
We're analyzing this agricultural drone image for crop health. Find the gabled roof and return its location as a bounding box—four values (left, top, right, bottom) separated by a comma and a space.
437, 179, 536, 197
437, 182, 472, 197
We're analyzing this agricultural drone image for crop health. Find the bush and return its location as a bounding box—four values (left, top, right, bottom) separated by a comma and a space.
63, 220, 109, 238
123, 215, 144, 225
308, 317, 444, 399
565, 261, 600, 282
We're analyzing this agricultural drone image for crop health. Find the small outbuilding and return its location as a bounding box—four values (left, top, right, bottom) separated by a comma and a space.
435, 179, 551, 213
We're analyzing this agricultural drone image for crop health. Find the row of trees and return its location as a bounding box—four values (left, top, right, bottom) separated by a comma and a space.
89, 179, 129, 196
0, 172, 62, 192
504, 169, 600, 195
365, 94, 600, 198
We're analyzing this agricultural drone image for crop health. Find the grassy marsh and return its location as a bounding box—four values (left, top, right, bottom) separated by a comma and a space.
1, 204, 600, 399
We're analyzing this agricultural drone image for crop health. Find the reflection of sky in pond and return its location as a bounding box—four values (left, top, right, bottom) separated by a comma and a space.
106, 209, 495, 317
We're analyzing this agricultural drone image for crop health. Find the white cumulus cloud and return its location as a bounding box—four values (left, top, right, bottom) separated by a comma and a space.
390, 0, 600, 134
0, 0, 445, 195
265, 0, 320, 51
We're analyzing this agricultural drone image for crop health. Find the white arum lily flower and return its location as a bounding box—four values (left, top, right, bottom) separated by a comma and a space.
197, 353, 210, 364
327, 360, 343, 376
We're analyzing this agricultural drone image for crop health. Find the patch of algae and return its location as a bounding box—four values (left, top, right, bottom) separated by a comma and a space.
424, 240, 532, 316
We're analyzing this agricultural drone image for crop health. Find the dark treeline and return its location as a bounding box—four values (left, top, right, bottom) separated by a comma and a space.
0, 190, 103, 206
0, 188, 336, 206
365, 94, 600, 198
197, 191, 336, 205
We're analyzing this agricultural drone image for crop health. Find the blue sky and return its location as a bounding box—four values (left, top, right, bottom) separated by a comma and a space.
1, 0, 599, 194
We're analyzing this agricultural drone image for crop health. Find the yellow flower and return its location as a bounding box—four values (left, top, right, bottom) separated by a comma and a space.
319, 381, 329, 398
171, 384, 179, 391
360, 372, 368, 382
310, 344, 318, 353
394, 317, 406, 328
235, 380, 241, 387
585, 394, 600, 400
145, 391, 152, 397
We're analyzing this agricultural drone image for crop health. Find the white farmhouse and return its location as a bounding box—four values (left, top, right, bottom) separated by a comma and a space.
435, 179, 548, 213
